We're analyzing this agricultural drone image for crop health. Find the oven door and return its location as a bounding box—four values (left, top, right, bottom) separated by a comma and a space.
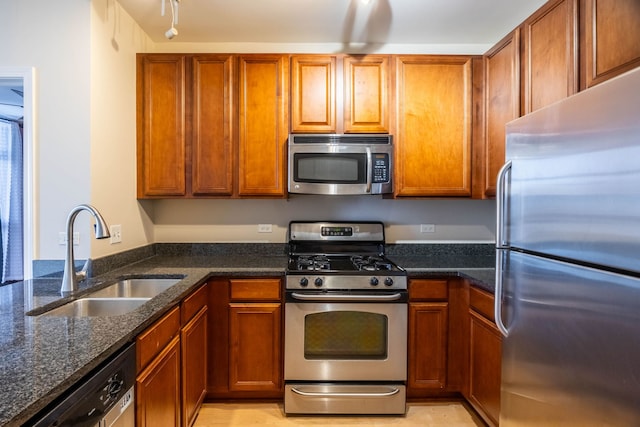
284, 297, 407, 381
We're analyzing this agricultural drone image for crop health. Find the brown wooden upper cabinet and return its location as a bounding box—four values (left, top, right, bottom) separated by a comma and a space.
290, 54, 389, 134
581, 0, 640, 89
521, 0, 578, 114
137, 54, 187, 197
191, 55, 235, 196
137, 53, 289, 199
394, 55, 475, 197
237, 54, 289, 197
482, 31, 520, 199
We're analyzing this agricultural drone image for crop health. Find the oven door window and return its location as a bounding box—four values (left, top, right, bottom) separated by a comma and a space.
304, 311, 387, 359
294, 153, 366, 184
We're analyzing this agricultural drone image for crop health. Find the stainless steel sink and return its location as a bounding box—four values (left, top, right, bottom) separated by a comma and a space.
88, 278, 180, 299
40, 297, 150, 317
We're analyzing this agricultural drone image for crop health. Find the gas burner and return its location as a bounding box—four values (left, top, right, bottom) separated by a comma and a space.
296, 255, 330, 271
351, 255, 393, 272
286, 221, 407, 291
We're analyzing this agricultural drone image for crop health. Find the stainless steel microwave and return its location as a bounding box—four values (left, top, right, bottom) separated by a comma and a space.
288, 134, 393, 195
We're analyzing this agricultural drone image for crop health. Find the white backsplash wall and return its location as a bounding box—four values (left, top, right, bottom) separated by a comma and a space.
150, 197, 496, 244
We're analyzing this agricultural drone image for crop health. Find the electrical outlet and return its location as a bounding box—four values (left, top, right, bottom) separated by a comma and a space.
110, 225, 122, 244
58, 232, 80, 245
258, 224, 273, 233
420, 224, 436, 233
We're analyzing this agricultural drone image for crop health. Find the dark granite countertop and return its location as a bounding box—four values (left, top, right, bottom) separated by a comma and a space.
0, 244, 495, 427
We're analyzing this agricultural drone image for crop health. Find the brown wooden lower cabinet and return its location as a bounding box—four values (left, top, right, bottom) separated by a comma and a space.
408, 301, 448, 391
229, 302, 282, 391
466, 286, 502, 427
136, 284, 209, 427
136, 306, 182, 427
181, 284, 209, 427
208, 277, 283, 399
407, 279, 450, 397
137, 336, 181, 427
407, 278, 469, 398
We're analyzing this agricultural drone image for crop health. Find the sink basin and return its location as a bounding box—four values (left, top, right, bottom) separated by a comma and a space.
40, 297, 150, 317
88, 278, 180, 299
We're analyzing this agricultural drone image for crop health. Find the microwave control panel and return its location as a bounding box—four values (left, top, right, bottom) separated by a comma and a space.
372, 154, 390, 183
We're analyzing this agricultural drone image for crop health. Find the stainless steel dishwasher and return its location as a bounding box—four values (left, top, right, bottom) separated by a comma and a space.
26, 342, 136, 427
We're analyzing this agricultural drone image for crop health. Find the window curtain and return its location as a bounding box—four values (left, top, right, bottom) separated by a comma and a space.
0, 119, 23, 283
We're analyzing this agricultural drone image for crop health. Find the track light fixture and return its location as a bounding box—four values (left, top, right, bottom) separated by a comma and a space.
165, 27, 178, 40
161, 0, 181, 40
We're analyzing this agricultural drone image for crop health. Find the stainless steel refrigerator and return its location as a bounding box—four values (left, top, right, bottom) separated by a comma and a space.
495, 66, 640, 426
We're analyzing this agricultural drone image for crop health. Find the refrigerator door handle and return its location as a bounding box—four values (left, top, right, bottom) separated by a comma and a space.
495, 160, 512, 249
494, 251, 509, 337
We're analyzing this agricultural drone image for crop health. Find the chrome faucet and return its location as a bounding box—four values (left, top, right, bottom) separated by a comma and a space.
60, 204, 110, 294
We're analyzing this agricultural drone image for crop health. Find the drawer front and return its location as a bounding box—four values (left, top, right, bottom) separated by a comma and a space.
181, 283, 208, 325
409, 279, 448, 301
137, 305, 181, 371
469, 286, 495, 322
229, 279, 281, 301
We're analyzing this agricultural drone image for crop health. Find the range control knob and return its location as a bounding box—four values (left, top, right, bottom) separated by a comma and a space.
299, 277, 309, 287
314, 277, 324, 287
370, 277, 379, 286
384, 277, 394, 287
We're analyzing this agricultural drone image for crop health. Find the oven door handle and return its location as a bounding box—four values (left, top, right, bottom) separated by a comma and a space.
289, 292, 404, 302
291, 386, 400, 398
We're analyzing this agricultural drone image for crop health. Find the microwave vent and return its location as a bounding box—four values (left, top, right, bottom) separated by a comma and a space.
290, 134, 392, 145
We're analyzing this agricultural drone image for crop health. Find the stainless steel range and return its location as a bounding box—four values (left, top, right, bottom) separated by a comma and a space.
284, 221, 408, 415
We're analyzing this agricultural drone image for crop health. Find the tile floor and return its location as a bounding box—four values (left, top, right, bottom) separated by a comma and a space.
193, 401, 486, 426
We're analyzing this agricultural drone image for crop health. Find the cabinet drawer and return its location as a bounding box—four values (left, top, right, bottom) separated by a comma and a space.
137, 305, 181, 371
409, 279, 448, 301
229, 279, 281, 301
469, 286, 495, 322
181, 283, 208, 325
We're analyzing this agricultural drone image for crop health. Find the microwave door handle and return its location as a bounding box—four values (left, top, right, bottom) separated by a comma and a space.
365, 147, 372, 193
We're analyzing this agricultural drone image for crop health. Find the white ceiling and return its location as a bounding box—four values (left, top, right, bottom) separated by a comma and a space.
117, 0, 546, 47
1, 0, 548, 116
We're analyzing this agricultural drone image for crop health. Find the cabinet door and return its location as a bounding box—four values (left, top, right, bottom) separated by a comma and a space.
137, 54, 186, 197
290, 55, 336, 133
395, 56, 473, 196
522, 0, 578, 114
191, 55, 234, 195
228, 302, 282, 392
469, 310, 502, 427
137, 336, 181, 427
344, 55, 389, 133
237, 55, 289, 197
181, 306, 207, 427
581, 0, 640, 89
483, 30, 520, 198
407, 302, 449, 392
